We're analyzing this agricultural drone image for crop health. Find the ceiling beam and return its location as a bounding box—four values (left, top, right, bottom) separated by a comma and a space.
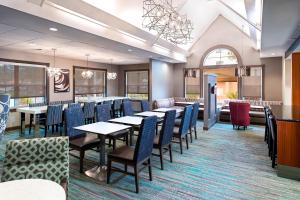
285, 35, 300, 58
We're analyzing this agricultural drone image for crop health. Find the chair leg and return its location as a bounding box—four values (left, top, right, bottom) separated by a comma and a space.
134, 165, 139, 193
159, 147, 164, 170
148, 158, 152, 181
56, 124, 58, 132
179, 137, 183, 154
79, 150, 85, 173
185, 135, 189, 149
113, 139, 116, 150
189, 128, 193, 143
124, 163, 127, 172
169, 144, 173, 162
45, 126, 48, 137
107, 158, 111, 184
29, 114, 33, 134
194, 127, 197, 139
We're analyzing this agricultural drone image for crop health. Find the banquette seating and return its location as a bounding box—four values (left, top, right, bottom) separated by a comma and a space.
219, 99, 282, 125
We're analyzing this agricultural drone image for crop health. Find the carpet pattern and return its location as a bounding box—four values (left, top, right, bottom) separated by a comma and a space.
1, 122, 300, 200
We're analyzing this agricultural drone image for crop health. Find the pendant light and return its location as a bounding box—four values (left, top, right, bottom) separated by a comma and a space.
81, 54, 94, 79
47, 48, 61, 77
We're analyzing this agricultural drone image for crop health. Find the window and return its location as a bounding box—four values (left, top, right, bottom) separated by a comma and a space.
74, 67, 106, 101
204, 48, 238, 66
125, 70, 149, 100
0, 61, 46, 108
184, 69, 201, 99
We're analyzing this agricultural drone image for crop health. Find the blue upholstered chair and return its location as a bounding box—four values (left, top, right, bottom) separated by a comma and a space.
0, 94, 10, 140
65, 107, 100, 173
141, 100, 150, 112
122, 101, 134, 116
68, 103, 81, 109
107, 116, 157, 193
83, 102, 95, 124
152, 110, 176, 170
189, 103, 200, 142
172, 105, 193, 154
1, 137, 69, 192
268, 114, 277, 168
95, 104, 128, 149
43, 104, 63, 137
112, 99, 122, 118
28, 102, 47, 135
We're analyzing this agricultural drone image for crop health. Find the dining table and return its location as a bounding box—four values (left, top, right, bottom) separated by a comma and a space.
0, 179, 66, 200
16, 104, 68, 137
108, 116, 144, 145
74, 121, 131, 181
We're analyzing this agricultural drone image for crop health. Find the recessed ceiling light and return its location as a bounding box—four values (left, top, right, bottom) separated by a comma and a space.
49, 27, 58, 32
271, 53, 276, 56
128, 49, 132, 52
29, 43, 36, 46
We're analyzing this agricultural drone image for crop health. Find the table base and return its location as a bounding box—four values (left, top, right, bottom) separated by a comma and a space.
85, 166, 107, 182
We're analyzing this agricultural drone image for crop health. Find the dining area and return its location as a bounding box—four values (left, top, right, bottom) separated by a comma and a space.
1, 95, 200, 198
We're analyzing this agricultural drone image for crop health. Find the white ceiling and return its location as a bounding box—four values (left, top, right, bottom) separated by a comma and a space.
0, 0, 264, 64
261, 0, 300, 57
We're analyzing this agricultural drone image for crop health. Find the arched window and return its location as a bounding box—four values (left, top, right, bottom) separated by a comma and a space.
203, 48, 238, 66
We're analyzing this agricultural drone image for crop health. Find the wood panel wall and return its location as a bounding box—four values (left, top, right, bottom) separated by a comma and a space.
277, 120, 300, 167
292, 53, 300, 106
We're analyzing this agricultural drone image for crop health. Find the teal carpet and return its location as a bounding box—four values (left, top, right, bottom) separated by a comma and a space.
1, 122, 300, 200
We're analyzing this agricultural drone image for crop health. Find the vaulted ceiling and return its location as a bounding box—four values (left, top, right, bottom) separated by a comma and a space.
0, 0, 267, 64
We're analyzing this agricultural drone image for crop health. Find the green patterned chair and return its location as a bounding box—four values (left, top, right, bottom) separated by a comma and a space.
1, 137, 69, 191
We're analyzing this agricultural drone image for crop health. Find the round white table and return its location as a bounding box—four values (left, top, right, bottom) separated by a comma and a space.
0, 179, 66, 200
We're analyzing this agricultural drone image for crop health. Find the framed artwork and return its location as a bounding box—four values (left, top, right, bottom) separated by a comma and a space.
54, 69, 70, 93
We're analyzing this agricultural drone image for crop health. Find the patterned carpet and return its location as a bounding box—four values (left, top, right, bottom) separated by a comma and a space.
1, 122, 300, 200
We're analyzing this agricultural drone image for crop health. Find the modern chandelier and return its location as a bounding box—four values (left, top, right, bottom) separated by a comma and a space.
47, 48, 62, 78
142, 0, 193, 45
107, 59, 117, 80
81, 54, 94, 79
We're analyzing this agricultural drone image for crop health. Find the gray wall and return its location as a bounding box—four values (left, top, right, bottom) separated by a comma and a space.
150, 59, 174, 101
261, 57, 282, 101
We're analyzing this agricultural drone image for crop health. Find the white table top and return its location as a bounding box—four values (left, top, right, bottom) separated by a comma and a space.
16, 104, 68, 115
74, 122, 131, 135
109, 116, 144, 126
0, 179, 66, 200
135, 111, 165, 118
153, 108, 183, 113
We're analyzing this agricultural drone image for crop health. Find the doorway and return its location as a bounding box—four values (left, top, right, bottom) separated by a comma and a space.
203, 67, 238, 102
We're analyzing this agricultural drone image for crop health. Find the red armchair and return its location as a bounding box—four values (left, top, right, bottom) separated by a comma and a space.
229, 102, 250, 130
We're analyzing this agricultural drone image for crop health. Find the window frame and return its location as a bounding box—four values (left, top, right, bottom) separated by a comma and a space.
0, 58, 49, 107
203, 48, 238, 67
124, 69, 150, 101
73, 66, 107, 99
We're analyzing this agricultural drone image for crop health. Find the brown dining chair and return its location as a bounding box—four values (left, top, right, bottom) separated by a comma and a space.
107, 116, 157, 193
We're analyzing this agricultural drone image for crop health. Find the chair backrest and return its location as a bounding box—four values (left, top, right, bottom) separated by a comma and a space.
68, 103, 81, 109
29, 102, 46, 107
179, 105, 193, 136
190, 103, 200, 128
95, 104, 111, 122
1, 137, 69, 185
122, 101, 134, 116
229, 102, 251, 126
268, 114, 277, 140
48, 101, 61, 105
159, 110, 176, 146
83, 102, 95, 119
113, 99, 122, 110
134, 116, 157, 162
103, 100, 112, 105
141, 100, 150, 112
0, 94, 10, 138
46, 104, 63, 125
64, 107, 85, 138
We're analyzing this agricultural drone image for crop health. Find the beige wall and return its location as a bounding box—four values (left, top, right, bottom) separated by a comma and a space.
173, 15, 283, 101
282, 58, 292, 105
